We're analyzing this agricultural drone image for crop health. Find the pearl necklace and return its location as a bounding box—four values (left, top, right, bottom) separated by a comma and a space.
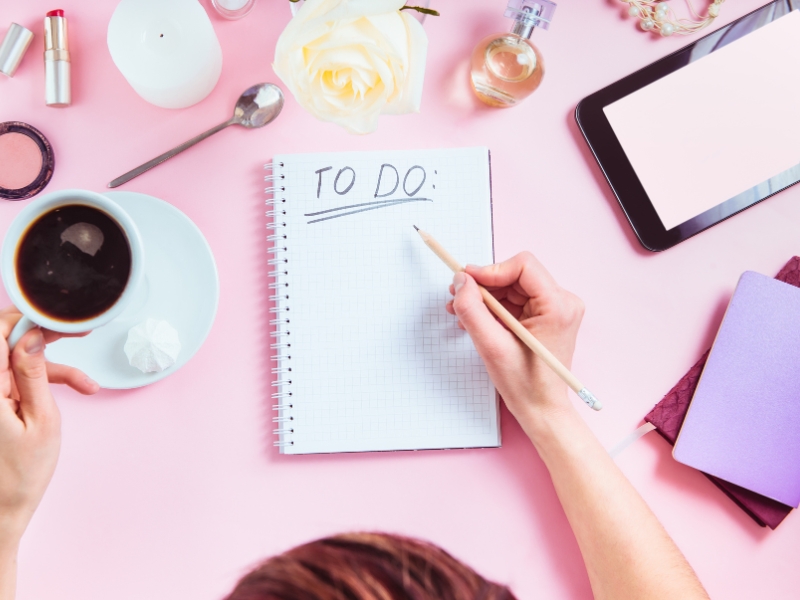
621, 0, 725, 36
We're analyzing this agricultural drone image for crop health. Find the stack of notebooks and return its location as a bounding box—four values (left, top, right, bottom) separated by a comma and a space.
645, 257, 800, 529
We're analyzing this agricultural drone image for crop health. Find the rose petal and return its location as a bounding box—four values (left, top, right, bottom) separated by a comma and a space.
310, 0, 406, 21
272, 0, 427, 134
380, 11, 427, 115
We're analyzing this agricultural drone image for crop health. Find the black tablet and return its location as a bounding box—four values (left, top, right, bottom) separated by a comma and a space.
576, 0, 800, 251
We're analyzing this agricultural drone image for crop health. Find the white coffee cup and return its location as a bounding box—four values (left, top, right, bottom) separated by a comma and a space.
1, 189, 145, 349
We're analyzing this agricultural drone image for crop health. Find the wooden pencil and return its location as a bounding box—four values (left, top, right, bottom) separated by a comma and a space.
415, 225, 602, 411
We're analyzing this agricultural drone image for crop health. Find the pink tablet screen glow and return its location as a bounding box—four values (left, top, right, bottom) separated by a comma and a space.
604, 10, 800, 231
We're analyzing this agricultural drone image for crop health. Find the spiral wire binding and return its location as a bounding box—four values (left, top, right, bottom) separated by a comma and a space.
265, 161, 294, 449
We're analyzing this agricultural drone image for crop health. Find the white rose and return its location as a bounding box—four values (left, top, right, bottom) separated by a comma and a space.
273, 0, 428, 134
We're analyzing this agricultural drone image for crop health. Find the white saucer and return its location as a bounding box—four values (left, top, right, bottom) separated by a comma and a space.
46, 191, 219, 389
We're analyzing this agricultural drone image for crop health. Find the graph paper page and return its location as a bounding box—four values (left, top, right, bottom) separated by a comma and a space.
271, 147, 499, 454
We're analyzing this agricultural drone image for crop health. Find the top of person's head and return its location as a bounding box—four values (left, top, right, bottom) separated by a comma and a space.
224, 532, 517, 600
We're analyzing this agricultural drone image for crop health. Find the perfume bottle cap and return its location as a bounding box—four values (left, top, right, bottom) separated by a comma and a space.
505, 0, 556, 31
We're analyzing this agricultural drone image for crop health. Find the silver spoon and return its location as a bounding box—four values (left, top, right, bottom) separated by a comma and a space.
108, 83, 284, 188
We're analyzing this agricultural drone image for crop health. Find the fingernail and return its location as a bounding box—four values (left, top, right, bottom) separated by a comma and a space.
453, 272, 467, 292
25, 330, 44, 354
85, 377, 100, 392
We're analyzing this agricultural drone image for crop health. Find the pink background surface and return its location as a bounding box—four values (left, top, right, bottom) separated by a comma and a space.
1, 1, 799, 598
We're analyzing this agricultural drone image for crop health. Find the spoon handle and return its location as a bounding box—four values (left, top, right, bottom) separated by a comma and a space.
108, 117, 238, 188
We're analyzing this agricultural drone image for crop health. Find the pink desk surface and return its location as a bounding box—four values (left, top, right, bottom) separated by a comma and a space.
2, 1, 799, 598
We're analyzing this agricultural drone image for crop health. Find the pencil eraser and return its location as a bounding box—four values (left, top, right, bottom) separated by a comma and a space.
577, 387, 602, 411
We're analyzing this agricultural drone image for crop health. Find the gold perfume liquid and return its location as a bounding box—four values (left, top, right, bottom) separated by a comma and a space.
470, 0, 556, 108
470, 33, 544, 108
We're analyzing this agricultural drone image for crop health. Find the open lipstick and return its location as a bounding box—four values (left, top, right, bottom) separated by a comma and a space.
44, 9, 71, 107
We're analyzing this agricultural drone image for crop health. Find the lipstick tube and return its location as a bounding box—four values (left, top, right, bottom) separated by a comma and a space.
44, 9, 71, 107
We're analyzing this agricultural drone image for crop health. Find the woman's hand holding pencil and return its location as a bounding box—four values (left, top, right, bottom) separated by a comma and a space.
415, 226, 600, 430
447, 254, 589, 420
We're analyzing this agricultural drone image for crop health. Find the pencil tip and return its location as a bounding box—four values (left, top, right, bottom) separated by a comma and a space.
413, 225, 419, 231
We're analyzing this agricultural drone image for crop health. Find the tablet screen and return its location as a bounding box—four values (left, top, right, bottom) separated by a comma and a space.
603, 10, 800, 231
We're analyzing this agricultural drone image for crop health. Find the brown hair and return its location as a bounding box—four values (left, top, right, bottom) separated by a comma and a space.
224, 532, 517, 600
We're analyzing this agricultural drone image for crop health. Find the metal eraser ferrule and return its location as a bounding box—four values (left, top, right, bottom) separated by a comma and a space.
578, 388, 603, 411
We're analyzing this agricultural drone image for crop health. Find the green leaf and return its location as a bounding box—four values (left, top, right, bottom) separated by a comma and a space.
401, 5, 441, 16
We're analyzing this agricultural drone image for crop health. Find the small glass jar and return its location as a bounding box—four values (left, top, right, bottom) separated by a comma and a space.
212, 0, 256, 20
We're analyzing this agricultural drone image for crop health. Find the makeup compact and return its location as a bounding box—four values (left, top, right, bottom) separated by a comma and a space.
0, 122, 55, 201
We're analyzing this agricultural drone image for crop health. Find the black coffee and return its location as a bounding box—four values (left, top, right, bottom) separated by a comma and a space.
16, 204, 132, 322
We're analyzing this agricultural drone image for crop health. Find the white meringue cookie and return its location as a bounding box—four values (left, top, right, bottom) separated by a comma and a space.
124, 319, 181, 373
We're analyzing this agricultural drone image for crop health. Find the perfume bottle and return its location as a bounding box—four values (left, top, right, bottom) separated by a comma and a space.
471, 0, 556, 108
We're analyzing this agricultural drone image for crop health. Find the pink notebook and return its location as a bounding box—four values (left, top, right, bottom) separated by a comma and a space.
673, 271, 800, 508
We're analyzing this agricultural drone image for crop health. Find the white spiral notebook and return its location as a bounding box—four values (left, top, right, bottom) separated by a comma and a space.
266, 147, 500, 454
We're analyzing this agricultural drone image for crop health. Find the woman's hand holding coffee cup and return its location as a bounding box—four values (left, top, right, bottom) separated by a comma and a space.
0, 307, 99, 395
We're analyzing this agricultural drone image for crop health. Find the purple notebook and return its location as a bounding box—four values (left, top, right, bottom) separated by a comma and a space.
673, 271, 800, 508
